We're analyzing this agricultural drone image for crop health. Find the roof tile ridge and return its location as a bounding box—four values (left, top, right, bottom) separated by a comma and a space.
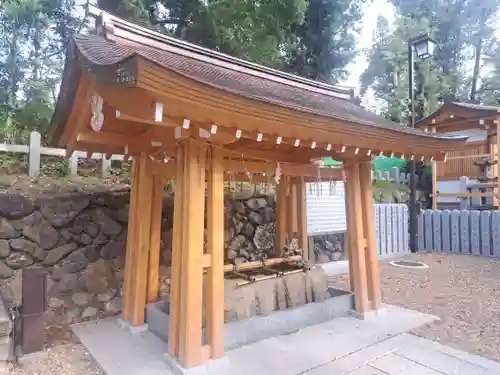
89, 5, 355, 101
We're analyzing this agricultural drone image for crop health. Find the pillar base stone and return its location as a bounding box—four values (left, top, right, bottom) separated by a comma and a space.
349, 306, 387, 321
164, 353, 229, 375
117, 318, 149, 334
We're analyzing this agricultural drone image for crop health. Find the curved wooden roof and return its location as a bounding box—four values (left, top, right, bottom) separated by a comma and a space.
417, 101, 500, 133
49, 7, 467, 162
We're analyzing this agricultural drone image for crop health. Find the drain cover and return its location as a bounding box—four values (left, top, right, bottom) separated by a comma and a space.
389, 260, 429, 269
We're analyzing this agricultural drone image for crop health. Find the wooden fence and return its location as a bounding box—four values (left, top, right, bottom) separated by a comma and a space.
418, 209, 500, 257
0, 131, 125, 178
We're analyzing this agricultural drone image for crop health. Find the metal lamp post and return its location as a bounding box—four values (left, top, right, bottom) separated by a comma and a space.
408, 34, 438, 253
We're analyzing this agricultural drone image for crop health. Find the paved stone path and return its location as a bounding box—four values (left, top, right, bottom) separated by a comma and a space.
306, 333, 500, 375
72, 304, 500, 375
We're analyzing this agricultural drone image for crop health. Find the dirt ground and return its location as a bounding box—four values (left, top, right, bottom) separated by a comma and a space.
8, 251, 500, 373
329, 252, 500, 362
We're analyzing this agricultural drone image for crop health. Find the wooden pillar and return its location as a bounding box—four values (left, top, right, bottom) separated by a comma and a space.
122, 159, 139, 322
206, 147, 225, 359
344, 169, 355, 293
496, 119, 500, 209
431, 127, 438, 209
123, 153, 154, 326
296, 177, 309, 260
345, 163, 369, 313
276, 180, 288, 254
147, 175, 164, 303
287, 177, 298, 241
489, 134, 498, 208
168, 143, 186, 356
359, 161, 382, 310
178, 140, 206, 368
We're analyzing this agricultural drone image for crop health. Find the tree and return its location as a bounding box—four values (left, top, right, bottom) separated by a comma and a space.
361, 16, 450, 122
0, 0, 84, 142
389, 0, 500, 100
123, 0, 308, 68
285, 0, 362, 83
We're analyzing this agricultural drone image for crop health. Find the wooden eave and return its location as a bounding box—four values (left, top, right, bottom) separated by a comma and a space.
417, 102, 500, 131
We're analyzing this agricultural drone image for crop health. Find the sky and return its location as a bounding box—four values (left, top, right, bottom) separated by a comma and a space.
342, 0, 395, 89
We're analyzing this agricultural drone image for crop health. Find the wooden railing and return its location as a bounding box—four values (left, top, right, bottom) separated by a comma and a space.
0, 131, 125, 178
436, 143, 489, 180
432, 149, 499, 209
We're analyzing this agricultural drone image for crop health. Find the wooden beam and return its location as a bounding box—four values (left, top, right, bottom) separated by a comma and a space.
138, 60, 467, 157
221, 159, 343, 179
359, 161, 381, 310
296, 177, 309, 260
76, 131, 131, 147
60, 72, 92, 146
147, 174, 164, 303
433, 192, 496, 198
345, 163, 369, 313
130, 153, 154, 325
122, 159, 139, 322
168, 144, 186, 357
206, 146, 225, 360
178, 140, 206, 368
151, 161, 344, 183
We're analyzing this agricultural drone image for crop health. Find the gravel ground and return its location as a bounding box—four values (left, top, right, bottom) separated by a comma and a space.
7, 251, 500, 373
328, 252, 500, 362
9, 343, 100, 375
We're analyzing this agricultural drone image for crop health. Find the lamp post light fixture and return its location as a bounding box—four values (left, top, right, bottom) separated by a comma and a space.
408, 33, 437, 253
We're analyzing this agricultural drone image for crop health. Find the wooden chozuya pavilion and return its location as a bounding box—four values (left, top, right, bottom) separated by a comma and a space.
49, 7, 467, 371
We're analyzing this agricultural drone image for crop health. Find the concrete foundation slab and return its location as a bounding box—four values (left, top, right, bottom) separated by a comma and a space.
72, 304, 455, 375
147, 288, 354, 351
164, 353, 229, 375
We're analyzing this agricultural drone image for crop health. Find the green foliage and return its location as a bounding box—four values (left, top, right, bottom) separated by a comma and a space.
0, 0, 85, 143
372, 156, 406, 173
362, 0, 500, 122
285, 0, 362, 83
39, 158, 70, 177
0, 153, 25, 174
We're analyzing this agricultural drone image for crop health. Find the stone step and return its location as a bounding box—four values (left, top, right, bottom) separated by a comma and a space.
477, 176, 498, 183
468, 205, 498, 211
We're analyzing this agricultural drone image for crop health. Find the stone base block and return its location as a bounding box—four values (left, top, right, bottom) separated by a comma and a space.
148, 287, 354, 351
0, 337, 12, 362
164, 353, 229, 375
349, 306, 388, 321
117, 318, 149, 334
18, 350, 49, 364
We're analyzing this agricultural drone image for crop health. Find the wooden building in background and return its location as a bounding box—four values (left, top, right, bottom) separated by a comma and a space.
417, 101, 500, 209
48, 8, 466, 371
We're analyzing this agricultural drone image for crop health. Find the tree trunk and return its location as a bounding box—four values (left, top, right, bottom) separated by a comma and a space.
470, 9, 487, 102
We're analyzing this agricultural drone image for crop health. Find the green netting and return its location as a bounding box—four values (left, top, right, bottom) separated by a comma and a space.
372, 157, 406, 172
323, 157, 343, 167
